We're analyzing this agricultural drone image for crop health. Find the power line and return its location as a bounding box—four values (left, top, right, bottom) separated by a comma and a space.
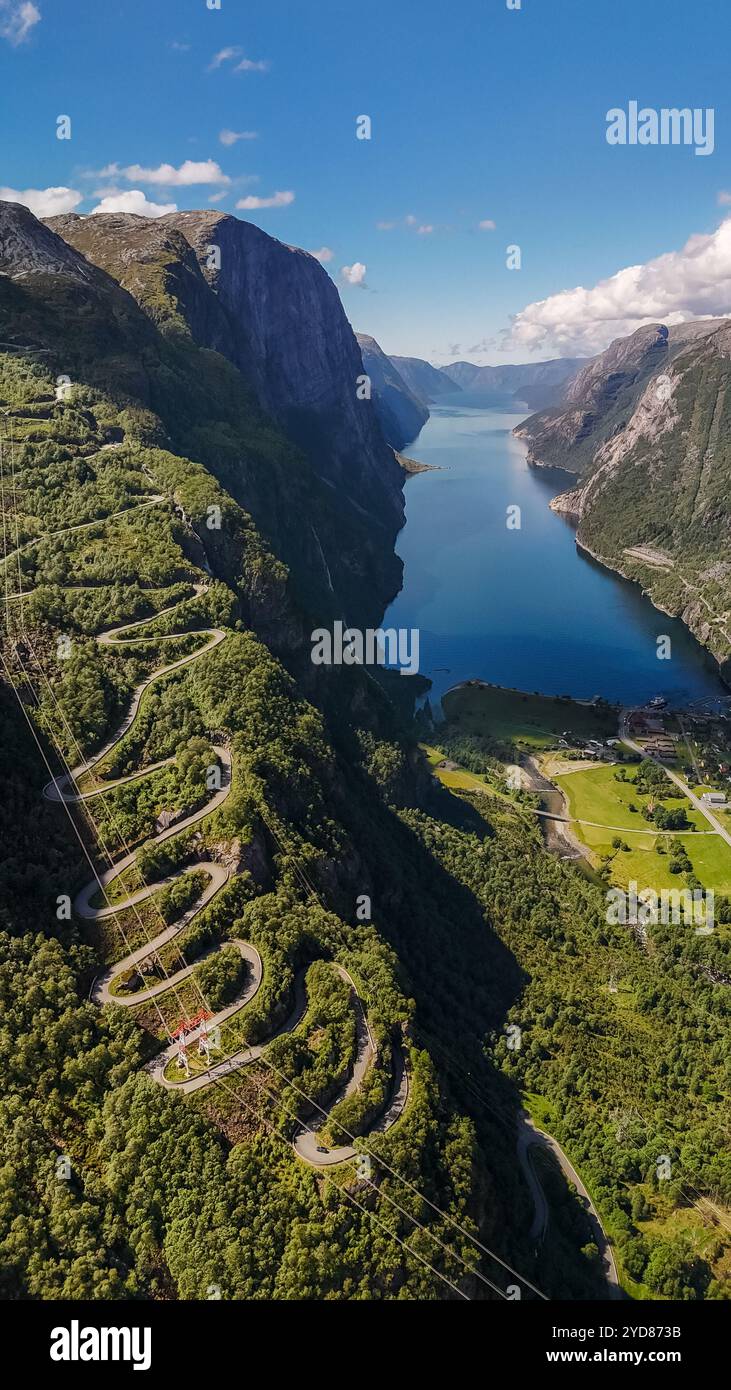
0, 418, 545, 1300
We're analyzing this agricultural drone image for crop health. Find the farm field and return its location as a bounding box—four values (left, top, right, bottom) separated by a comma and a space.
555, 763, 731, 893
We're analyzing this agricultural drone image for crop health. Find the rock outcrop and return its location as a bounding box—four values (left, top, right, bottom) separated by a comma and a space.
0, 200, 98, 285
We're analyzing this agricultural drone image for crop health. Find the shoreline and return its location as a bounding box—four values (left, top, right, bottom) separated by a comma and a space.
442, 676, 618, 710
573, 535, 731, 693
396, 404, 726, 712
513, 419, 731, 692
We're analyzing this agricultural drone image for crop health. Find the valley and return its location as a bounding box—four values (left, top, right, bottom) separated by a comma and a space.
1, 200, 730, 1309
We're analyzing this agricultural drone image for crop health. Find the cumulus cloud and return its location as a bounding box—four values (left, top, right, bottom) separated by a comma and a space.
0, 1, 40, 45
417, 224, 434, 236
107, 159, 230, 187
718, 191, 731, 207
341, 262, 367, 287
90, 190, 177, 218
0, 184, 81, 216
219, 128, 258, 146
506, 217, 731, 356
479, 218, 496, 230
309, 246, 334, 263
236, 190, 294, 209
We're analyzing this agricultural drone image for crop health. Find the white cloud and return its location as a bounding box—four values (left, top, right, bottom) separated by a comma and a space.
169, 39, 190, 52
208, 190, 228, 204
236, 190, 294, 209
208, 47, 268, 73
90, 190, 177, 218
115, 159, 230, 187
377, 213, 435, 234
717, 191, 731, 207
479, 218, 496, 230
235, 57, 269, 72
207, 46, 242, 70
219, 128, 258, 146
341, 262, 367, 287
507, 216, 731, 356
0, 184, 81, 216
309, 246, 334, 263
0, 1, 40, 45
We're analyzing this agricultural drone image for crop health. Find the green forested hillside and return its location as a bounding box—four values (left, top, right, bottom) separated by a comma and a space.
516, 321, 731, 677
1, 210, 729, 1304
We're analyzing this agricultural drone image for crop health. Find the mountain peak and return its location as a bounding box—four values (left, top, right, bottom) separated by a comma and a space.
0, 199, 96, 284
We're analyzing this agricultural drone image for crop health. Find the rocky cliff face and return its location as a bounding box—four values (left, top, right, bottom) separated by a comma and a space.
162, 211, 404, 526
532, 319, 731, 679
355, 333, 429, 449
44, 206, 405, 627
0, 201, 97, 285
48, 211, 235, 353
515, 321, 728, 475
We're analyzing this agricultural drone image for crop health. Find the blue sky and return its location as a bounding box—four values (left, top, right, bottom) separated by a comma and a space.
2, 0, 730, 362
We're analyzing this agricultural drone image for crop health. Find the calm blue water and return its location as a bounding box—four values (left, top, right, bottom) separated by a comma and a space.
385, 393, 725, 707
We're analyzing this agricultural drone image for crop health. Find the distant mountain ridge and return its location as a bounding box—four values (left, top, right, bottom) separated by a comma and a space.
388, 355, 460, 403
441, 356, 587, 396
358, 347, 584, 446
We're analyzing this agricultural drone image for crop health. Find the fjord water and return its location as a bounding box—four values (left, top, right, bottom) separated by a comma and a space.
385, 393, 725, 707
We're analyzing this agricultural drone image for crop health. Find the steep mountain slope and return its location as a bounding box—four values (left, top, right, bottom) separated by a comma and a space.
0, 200, 513, 1300
516, 319, 731, 678
389, 354, 460, 402
515, 323, 727, 475
168, 211, 404, 520
0, 197, 602, 1304
2, 200, 730, 1304
45, 206, 404, 628
355, 333, 429, 449
442, 356, 586, 395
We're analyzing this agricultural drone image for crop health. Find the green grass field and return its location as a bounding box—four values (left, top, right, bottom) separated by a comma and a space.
442, 682, 618, 750
556, 764, 731, 892
420, 743, 493, 792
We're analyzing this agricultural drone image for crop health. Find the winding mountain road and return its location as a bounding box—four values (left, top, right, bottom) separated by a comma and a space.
517, 1111, 621, 1296
25, 495, 408, 1166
